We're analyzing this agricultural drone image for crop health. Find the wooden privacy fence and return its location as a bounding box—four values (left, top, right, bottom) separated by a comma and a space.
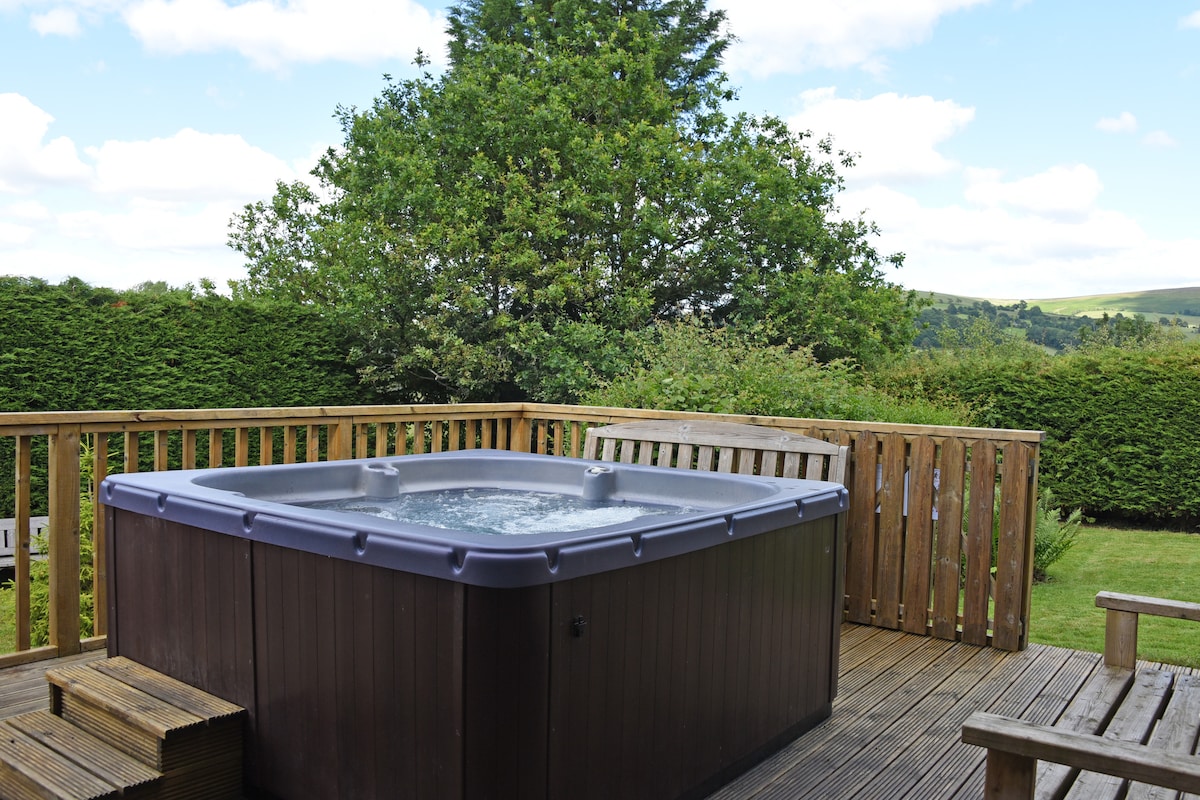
0, 403, 1043, 667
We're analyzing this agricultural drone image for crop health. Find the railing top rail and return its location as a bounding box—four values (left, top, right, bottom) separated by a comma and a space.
0, 403, 528, 431
525, 403, 1047, 443
0, 403, 1045, 444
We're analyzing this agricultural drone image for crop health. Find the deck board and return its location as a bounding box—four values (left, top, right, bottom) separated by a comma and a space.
2, 625, 1186, 800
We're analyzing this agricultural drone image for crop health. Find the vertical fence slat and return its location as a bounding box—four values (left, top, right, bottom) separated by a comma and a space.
306, 425, 320, 462
993, 442, 1032, 651
845, 431, 878, 625
92, 438, 108, 638
209, 429, 223, 468
235, 427, 250, 467
124, 431, 139, 473
1020, 443, 1041, 649
153, 430, 170, 472
902, 436, 936, 635
569, 422, 581, 458
284, 427, 297, 464
963, 441, 997, 646
261, 427, 274, 466
14, 435, 32, 651
356, 423, 370, 459
875, 433, 907, 630
182, 429, 197, 470
49, 425, 82, 656
932, 438, 967, 640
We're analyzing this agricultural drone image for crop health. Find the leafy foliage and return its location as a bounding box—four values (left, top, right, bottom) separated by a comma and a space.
1032, 491, 1084, 583
584, 321, 970, 425
230, 0, 921, 403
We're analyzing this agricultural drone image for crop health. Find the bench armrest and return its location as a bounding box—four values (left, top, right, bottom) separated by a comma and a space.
1096, 592, 1200, 668
1096, 592, 1200, 622
962, 712, 1200, 798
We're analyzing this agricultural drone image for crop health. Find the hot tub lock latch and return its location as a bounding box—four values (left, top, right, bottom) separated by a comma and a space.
570, 615, 587, 638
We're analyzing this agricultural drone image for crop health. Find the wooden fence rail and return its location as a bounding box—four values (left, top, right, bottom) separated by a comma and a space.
0, 403, 1043, 667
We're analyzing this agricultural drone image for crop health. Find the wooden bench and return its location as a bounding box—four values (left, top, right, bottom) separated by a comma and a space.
582, 419, 848, 484
962, 591, 1200, 799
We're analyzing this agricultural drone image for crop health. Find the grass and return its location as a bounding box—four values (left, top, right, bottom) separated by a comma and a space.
0, 583, 14, 651
1029, 525, 1200, 668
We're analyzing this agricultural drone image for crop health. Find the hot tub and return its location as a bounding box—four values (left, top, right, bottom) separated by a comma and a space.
102, 450, 846, 800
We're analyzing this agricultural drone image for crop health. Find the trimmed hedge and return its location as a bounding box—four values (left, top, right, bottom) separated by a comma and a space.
0, 277, 369, 412
878, 343, 1200, 526
0, 277, 378, 517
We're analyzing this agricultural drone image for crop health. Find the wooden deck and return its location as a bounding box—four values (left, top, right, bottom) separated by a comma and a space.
2, 625, 1188, 800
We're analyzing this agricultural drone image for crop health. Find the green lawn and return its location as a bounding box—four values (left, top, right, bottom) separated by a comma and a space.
1029, 526, 1200, 668
0, 584, 14, 651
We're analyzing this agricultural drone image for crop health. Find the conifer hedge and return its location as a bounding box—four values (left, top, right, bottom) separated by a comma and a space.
879, 343, 1200, 527
0, 277, 376, 517
0, 277, 369, 412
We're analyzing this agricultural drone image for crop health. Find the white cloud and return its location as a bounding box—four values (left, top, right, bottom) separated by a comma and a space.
0, 221, 35, 247
788, 88, 975, 183
30, 8, 82, 36
1142, 130, 1178, 147
2, 200, 52, 221
58, 198, 235, 250
841, 183, 1198, 299
0, 241, 248, 290
0, 94, 92, 193
1095, 111, 1137, 133
1180, 10, 1200, 28
719, 0, 988, 77
963, 164, 1103, 220
86, 128, 296, 202
122, 0, 448, 71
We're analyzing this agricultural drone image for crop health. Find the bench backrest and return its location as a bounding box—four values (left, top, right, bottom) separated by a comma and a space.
582, 419, 848, 484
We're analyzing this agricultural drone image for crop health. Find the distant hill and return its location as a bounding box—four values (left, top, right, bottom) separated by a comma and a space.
922, 287, 1200, 329
912, 287, 1199, 352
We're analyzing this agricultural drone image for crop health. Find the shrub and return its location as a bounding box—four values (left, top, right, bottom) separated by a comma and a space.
584, 322, 972, 425
1032, 491, 1084, 583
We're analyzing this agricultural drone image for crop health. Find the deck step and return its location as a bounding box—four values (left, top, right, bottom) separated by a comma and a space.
0, 710, 160, 799
37, 656, 247, 800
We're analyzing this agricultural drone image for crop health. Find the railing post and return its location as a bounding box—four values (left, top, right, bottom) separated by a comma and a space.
511, 414, 532, 453
1104, 608, 1139, 669
329, 418, 353, 460
49, 424, 82, 656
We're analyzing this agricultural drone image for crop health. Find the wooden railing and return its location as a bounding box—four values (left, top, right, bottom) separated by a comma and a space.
0, 403, 1043, 667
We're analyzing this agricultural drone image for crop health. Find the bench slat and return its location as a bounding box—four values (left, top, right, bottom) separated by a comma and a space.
1036, 666, 1136, 799
1064, 668, 1176, 800
1127, 674, 1200, 800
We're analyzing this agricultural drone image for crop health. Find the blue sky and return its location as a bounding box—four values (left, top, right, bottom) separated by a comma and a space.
1, 0, 1197, 299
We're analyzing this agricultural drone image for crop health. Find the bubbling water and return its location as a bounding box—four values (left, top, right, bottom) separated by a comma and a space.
304, 487, 688, 535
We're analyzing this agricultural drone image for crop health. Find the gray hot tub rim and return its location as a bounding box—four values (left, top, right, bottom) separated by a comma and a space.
100, 449, 847, 589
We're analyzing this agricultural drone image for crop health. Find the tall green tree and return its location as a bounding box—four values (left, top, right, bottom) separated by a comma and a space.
230, 0, 921, 402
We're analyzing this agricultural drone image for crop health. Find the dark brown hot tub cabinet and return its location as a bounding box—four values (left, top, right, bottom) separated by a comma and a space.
103, 450, 846, 799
